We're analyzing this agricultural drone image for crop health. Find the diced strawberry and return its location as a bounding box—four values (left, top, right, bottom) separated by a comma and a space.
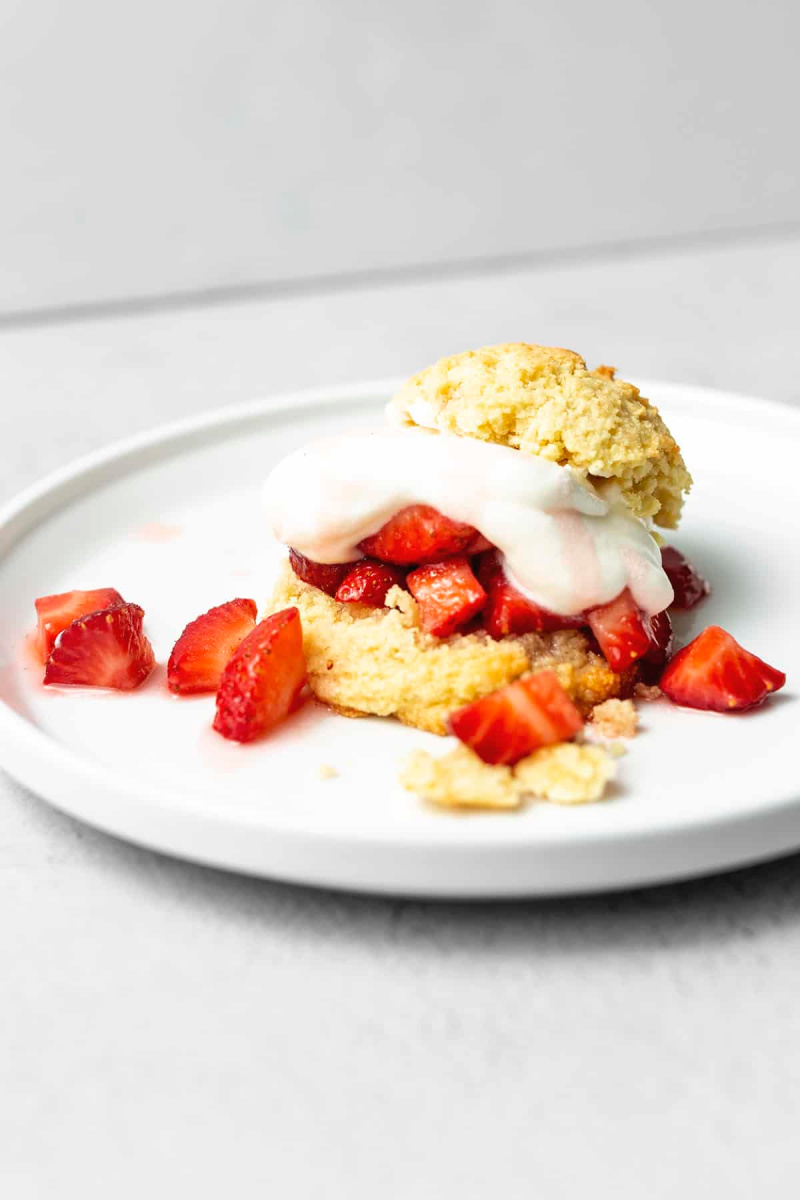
334, 561, 405, 606
587, 589, 653, 671
639, 608, 674, 683
660, 625, 785, 712
213, 607, 307, 743
289, 550, 351, 597
661, 546, 711, 610
449, 670, 584, 765
44, 602, 155, 690
406, 556, 486, 636
475, 549, 584, 638
358, 505, 478, 565
167, 598, 258, 694
34, 588, 124, 662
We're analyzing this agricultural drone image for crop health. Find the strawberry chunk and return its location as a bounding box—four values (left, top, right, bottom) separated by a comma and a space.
476, 549, 584, 638
660, 625, 785, 712
213, 607, 307, 743
639, 608, 674, 683
44, 602, 155, 690
449, 670, 583, 765
661, 546, 711, 610
358, 504, 478, 565
406, 556, 486, 636
168, 598, 258, 694
587, 589, 653, 671
334, 561, 405, 606
34, 588, 124, 662
289, 550, 351, 597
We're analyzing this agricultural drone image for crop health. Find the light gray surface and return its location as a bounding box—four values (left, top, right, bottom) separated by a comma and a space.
3, 232, 800, 1196
1, 0, 799, 315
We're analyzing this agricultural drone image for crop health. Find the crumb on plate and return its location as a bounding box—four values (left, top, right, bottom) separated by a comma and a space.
590, 698, 638, 739
400, 740, 616, 811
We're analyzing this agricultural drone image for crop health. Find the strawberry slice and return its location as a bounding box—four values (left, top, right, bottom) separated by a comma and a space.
358, 505, 478, 565
661, 546, 711, 610
167, 598, 258, 694
406, 556, 486, 636
34, 588, 124, 662
44, 602, 155, 690
476, 550, 584, 638
660, 625, 786, 712
587, 589, 653, 671
213, 607, 307, 743
639, 608, 674, 683
289, 550, 351, 597
449, 670, 584, 765
334, 561, 405, 606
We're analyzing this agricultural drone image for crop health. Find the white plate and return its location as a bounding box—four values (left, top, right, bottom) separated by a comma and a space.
0, 380, 798, 897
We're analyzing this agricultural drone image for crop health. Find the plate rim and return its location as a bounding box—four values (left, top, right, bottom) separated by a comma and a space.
2, 377, 799, 896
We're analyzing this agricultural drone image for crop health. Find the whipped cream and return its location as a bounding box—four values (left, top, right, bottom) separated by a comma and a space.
263, 428, 673, 617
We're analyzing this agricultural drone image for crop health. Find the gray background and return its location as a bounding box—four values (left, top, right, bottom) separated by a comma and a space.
3, 3, 800, 1196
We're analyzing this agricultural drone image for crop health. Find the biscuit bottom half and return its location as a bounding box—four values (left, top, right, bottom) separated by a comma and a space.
267, 561, 636, 736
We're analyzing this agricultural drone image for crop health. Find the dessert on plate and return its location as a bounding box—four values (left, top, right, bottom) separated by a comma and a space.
29, 343, 787, 812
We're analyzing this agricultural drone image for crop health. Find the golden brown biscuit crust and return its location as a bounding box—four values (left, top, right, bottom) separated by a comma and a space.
391, 343, 691, 528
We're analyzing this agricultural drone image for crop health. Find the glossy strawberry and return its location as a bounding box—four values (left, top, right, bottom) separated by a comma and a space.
168, 598, 258, 694
289, 550, 351, 597
639, 608, 674, 683
661, 546, 711, 610
213, 607, 307, 742
660, 625, 785, 712
44, 602, 155, 690
476, 550, 584, 638
358, 505, 478, 565
587, 589, 653, 671
449, 670, 583, 765
34, 588, 124, 662
334, 560, 405, 606
406, 556, 486, 636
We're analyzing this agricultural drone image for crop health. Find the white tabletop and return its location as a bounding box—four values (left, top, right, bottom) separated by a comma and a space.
3, 232, 800, 1198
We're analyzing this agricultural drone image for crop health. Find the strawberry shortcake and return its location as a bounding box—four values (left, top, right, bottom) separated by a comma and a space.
265, 344, 689, 734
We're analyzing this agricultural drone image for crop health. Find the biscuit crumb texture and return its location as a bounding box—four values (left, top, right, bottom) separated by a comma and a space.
590, 698, 638, 739
400, 742, 616, 810
269, 563, 634, 735
391, 343, 691, 528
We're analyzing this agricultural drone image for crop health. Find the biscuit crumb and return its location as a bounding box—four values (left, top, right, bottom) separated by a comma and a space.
513, 743, 616, 805
591, 698, 638, 739
634, 682, 663, 702
400, 741, 616, 811
593, 364, 617, 380
318, 764, 339, 781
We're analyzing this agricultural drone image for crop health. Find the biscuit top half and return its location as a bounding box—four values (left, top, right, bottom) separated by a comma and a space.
390, 343, 692, 529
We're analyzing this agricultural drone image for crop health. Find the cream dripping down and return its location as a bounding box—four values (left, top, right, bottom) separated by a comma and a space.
263, 427, 673, 617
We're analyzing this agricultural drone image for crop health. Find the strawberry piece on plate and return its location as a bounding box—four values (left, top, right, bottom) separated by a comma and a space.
406, 556, 486, 636
587, 589, 653, 671
639, 608, 674, 683
358, 504, 478, 565
213, 607, 307, 743
34, 587, 124, 662
334, 561, 405, 606
660, 625, 786, 712
289, 550, 351, 597
449, 670, 584, 765
44, 602, 155, 690
661, 545, 711, 610
475, 550, 584, 638
167, 598, 258, 694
